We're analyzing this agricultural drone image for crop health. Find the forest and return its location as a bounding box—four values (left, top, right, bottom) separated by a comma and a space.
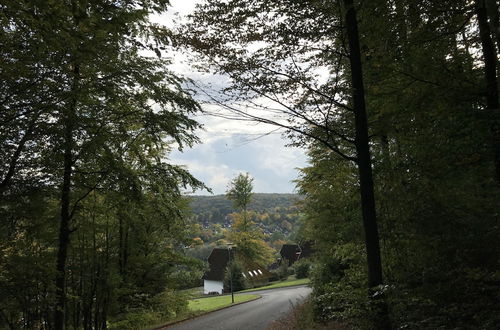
2, 0, 500, 329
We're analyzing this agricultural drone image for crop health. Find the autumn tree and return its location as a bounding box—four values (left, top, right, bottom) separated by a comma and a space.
225, 174, 274, 265
226, 172, 253, 220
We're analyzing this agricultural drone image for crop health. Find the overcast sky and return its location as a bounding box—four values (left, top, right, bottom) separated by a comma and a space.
159, 0, 308, 195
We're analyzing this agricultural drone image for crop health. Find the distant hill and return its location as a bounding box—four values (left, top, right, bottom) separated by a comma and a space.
183, 193, 304, 256
186, 193, 303, 222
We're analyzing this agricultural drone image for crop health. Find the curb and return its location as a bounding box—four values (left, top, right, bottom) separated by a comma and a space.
154, 295, 262, 329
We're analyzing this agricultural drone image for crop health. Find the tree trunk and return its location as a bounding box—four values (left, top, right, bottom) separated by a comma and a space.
54, 64, 80, 330
486, 0, 500, 54
343, 0, 391, 328
343, 0, 384, 289
476, 0, 500, 184
0, 113, 39, 196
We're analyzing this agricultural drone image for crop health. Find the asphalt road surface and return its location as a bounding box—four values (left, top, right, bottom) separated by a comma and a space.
165, 285, 312, 330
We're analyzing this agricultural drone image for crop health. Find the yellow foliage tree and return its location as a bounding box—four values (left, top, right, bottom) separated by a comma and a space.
225, 212, 274, 266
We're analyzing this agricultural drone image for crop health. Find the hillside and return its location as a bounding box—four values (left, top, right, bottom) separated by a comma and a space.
186, 193, 303, 225
183, 193, 304, 260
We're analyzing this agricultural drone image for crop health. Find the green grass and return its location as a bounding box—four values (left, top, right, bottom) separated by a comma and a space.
181, 286, 204, 299
188, 294, 260, 312
239, 277, 310, 293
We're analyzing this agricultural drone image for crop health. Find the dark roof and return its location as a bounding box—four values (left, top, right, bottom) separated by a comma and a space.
280, 244, 302, 265
203, 247, 271, 282
203, 248, 234, 281
238, 254, 272, 282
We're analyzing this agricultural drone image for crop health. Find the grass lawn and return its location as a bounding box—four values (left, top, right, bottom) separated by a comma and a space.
239, 277, 310, 293
188, 294, 260, 312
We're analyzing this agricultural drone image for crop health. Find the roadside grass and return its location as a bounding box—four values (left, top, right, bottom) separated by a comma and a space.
239, 277, 310, 293
147, 294, 260, 329
180, 286, 204, 299
188, 294, 260, 312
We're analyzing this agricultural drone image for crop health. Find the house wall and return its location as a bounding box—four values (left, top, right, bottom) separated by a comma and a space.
204, 279, 223, 294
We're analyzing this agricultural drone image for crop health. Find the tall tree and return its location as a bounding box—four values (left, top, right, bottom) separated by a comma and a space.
475, 0, 500, 183
225, 173, 273, 265
1, 1, 204, 328
226, 172, 253, 222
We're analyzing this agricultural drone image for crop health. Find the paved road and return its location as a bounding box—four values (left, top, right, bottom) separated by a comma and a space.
165, 285, 312, 330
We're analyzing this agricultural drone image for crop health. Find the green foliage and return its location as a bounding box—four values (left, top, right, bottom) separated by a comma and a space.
274, 261, 291, 281
108, 290, 188, 330
224, 261, 248, 292
294, 259, 311, 279
225, 212, 275, 266
0, 0, 205, 328
226, 173, 254, 212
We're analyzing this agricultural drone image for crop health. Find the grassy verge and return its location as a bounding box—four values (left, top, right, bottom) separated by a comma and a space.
240, 278, 310, 293
180, 286, 204, 299
188, 294, 260, 312
150, 294, 260, 329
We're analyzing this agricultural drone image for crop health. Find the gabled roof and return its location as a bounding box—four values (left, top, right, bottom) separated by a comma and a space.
203, 247, 271, 282
238, 254, 272, 281
298, 241, 314, 259
280, 244, 302, 265
203, 248, 234, 281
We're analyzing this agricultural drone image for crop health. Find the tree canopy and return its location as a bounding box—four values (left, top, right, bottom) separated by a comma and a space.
226, 173, 254, 212
0, 0, 205, 328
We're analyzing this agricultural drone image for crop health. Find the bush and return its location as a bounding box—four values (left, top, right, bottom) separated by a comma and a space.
294, 259, 311, 279
276, 261, 291, 281
108, 289, 189, 330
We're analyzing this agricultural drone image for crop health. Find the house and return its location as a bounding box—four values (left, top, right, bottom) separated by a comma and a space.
279, 241, 315, 266
203, 247, 271, 294
280, 244, 302, 266
203, 248, 233, 294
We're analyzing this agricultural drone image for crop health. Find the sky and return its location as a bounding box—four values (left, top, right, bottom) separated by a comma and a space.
159, 0, 308, 195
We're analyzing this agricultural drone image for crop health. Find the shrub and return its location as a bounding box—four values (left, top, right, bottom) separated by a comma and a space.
108, 289, 189, 330
276, 260, 291, 281
294, 259, 311, 279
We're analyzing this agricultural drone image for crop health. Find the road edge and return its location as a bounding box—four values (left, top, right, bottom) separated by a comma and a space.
153, 295, 262, 329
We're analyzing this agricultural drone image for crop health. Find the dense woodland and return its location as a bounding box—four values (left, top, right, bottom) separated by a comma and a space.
1, 0, 500, 329
0, 1, 204, 329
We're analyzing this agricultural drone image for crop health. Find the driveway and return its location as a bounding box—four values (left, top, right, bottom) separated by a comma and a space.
164, 285, 312, 330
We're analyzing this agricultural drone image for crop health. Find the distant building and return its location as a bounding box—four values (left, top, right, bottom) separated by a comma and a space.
203, 247, 271, 294
279, 242, 314, 266
279, 244, 302, 266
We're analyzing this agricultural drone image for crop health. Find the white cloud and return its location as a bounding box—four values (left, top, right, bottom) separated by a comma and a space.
154, 0, 308, 195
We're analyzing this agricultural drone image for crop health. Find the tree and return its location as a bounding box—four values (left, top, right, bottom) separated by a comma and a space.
294, 0, 500, 328
223, 260, 247, 292
182, 0, 384, 300
226, 173, 254, 215
225, 173, 273, 265
225, 212, 274, 266
1, 1, 205, 328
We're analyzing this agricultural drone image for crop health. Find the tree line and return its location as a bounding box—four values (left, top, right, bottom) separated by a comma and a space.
1, 1, 204, 329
